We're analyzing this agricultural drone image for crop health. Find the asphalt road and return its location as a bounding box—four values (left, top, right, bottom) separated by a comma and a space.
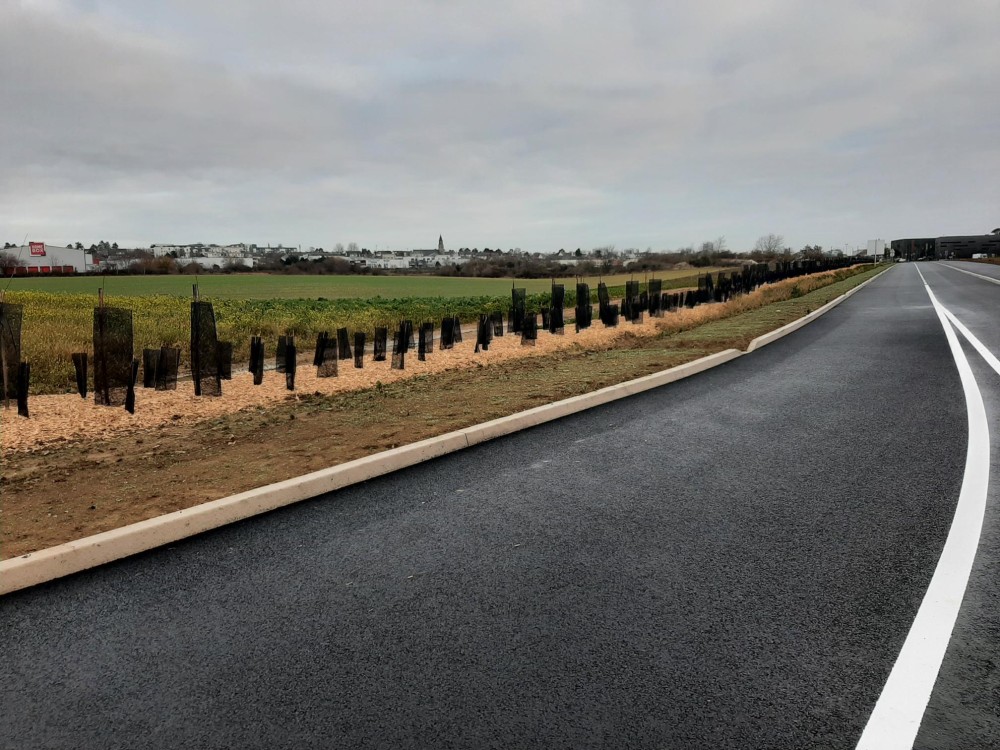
939, 259, 1000, 284
2, 263, 997, 749
907, 262, 1000, 750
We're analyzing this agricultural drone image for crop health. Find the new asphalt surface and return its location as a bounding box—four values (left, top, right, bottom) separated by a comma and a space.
908, 262, 1000, 750
2, 263, 997, 749
940, 260, 1000, 284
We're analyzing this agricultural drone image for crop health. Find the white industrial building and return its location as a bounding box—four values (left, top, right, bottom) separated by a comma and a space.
15, 243, 96, 274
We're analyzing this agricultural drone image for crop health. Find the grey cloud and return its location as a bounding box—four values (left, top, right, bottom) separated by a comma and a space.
2, 0, 998, 250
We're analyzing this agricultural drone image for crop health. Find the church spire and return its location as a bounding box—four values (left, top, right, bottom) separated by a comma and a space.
438, 234, 444, 252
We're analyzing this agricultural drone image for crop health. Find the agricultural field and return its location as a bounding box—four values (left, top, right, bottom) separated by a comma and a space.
1, 268, 724, 300
3, 270, 718, 394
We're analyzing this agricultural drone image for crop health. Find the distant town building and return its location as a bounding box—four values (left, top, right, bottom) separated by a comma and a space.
150, 243, 295, 258
367, 255, 411, 270
183, 256, 257, 270
289, 237, 477, 269
151, 243, 248, 258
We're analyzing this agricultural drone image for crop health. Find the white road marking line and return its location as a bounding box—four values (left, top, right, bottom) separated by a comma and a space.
941, 308, 1000, 380
857, 266, 991, 749
922, 264, 1000, 378
937, 262, 1000, 287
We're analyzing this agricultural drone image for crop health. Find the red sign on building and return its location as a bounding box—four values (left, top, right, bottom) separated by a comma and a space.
29, 242, 46, 256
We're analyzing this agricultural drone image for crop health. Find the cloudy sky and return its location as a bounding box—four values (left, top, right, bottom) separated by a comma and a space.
2, 0, 998, 253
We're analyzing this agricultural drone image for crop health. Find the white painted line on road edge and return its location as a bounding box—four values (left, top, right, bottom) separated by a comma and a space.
857, 267, 992, 749
941, 307, 1000, 380
937, 262, 1000, 287
746, 266, 889, 352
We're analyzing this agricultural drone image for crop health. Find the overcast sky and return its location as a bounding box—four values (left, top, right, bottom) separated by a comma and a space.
2, 0, 998, 253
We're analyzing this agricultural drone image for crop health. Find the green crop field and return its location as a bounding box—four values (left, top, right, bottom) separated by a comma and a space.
2, 267, 728, 394
1, 268, 723, 300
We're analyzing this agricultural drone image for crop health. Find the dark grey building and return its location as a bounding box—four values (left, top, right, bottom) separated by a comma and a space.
936, 234, 1000, 259
891, 234, 999, 260
890, 237, 936, 261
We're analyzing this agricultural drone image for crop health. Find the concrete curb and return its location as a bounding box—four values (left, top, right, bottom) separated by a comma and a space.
1, 348, 743, 595
745, 266, 889, 352
461, 348, 744, 447
0, 266, 886, 596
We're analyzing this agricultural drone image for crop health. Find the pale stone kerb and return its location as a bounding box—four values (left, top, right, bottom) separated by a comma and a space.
0, 432, 470, 595
460, 348, 744, 447
0, 344, 755, 595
